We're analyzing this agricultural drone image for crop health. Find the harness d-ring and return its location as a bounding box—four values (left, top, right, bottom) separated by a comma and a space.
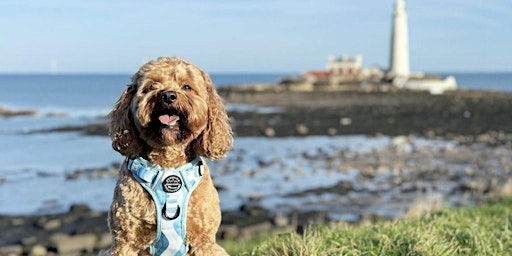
163, 204, 181, 220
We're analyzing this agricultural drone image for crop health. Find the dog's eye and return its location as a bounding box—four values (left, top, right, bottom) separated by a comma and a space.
182, 84, 192, 91
141, 82, 157, 94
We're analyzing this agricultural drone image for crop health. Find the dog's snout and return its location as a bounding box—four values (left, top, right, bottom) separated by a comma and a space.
161, 91, 177, 104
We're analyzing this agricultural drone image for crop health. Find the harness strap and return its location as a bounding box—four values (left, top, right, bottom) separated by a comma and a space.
128, 157, 204, 256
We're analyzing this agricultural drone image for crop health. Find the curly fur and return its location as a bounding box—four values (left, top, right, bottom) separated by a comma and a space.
105, 57, 233, 255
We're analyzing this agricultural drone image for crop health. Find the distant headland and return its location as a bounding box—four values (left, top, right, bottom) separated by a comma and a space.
279, 0, 457, 95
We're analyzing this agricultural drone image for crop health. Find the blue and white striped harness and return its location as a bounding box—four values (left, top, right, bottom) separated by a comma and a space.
128, 156, 204, 256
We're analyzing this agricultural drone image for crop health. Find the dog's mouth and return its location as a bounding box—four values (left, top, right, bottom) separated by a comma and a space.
153, 109, 187, 129
158, 113, 180, 127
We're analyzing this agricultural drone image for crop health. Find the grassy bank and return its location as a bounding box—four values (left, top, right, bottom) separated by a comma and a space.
221, 197, 512, 255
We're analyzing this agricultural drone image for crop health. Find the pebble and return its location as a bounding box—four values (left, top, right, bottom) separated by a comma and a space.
0, 245, 23, 256
340, 117, 352, 126
50, 233, 97, 254
327, 127, 338, 136
29, 244, 47, 256
295, 124, 309, 135
38, 219, 62, 231
95, 233, 112, 251
264, 127, 275, 137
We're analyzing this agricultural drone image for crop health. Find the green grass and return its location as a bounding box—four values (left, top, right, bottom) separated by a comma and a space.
221, 197, 512, 255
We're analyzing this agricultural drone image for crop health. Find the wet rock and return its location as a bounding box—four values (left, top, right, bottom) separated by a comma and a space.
460, 178, 490, 193
240, 204, 269, 218
69, 204, 91, 215
0, 106, 36, 117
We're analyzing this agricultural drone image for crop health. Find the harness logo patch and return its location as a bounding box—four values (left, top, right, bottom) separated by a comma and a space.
162, 175, 182, 193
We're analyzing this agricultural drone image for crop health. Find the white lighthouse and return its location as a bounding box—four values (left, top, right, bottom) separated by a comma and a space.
389, 0, 410, 87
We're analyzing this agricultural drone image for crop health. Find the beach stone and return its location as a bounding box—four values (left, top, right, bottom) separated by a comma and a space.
239, 221, 273, 239
21, 236, 38, 246
340, 117, 352, 126
272, 213, 289, 227
0, 245, 23, 256
218, 224, 239, 239
37, 218, 61, 231
95, 232, 112, 251
29, 244, 47, 256
69, 204, 92, 215
295, 124, 309, 135
240, 204, 269, 217
50, 233, 97, 254
264, 127, 275, 137
10, 218, 25, 226
327, 127, 337, 136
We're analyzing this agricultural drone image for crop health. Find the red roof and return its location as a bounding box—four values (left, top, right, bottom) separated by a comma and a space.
302, 70, 328, 77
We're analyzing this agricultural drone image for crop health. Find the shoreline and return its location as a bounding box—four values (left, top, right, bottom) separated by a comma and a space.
9, 88, 512, 143
2, 87, 512, 255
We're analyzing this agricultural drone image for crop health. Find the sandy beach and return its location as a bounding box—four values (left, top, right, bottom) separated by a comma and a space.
2, 87, 512, 255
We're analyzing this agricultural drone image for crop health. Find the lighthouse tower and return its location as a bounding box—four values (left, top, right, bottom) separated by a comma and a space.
389, 0, 410, 87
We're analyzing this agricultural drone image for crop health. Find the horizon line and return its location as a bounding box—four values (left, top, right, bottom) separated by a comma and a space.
1, 70, 512, 76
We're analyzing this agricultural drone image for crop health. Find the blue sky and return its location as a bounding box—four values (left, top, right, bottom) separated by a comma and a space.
1, 0, 511, 74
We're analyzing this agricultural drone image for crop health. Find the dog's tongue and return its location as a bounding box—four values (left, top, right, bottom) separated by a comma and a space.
158, 114, 180, 126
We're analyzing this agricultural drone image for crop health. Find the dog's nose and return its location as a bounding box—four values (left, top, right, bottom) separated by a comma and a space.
161, 91, 177, 104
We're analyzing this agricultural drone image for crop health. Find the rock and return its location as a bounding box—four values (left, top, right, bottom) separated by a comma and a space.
21, 236, 38, 246
49, 233, 97, 254
69, 204, 92, 215
218, 224, 239, 239
327, 127, 337, 136
95, 232, 112, 251
36, 217, 62, 231
10, 218, 25, 226
264, 127, 275, 137
248, 194, 263, 202
340, 117, 352, 126
272, 212, 289, 227
29, 244, 47, 256
460, 179, 489, 193
295, 124, 309, 135
239, 221, 273, 239
240, 204, 269, 217
0, 245, 23, 256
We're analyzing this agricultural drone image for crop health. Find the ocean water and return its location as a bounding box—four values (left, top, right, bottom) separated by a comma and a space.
0, 72, 511, 215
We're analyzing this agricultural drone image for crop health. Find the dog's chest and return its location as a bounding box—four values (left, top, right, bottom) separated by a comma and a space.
128, 157, 204, 255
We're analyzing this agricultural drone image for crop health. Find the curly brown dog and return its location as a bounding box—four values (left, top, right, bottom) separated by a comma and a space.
106, 57, 232, 255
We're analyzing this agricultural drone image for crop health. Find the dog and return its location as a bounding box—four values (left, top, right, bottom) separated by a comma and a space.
105, 57, 233, 255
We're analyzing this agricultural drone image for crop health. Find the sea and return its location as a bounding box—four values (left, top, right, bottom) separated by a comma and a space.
0, 72, 511, 215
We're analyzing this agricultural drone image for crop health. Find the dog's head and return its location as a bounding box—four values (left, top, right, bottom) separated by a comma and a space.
108, 57, 233, 160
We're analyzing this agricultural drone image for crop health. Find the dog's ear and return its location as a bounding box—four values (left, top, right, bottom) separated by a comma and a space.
108, 80, 143, 158
193, 72, 233, 160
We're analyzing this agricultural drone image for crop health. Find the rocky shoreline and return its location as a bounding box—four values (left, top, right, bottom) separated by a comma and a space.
2, 87, 512, 255
12, 88, 512, 144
